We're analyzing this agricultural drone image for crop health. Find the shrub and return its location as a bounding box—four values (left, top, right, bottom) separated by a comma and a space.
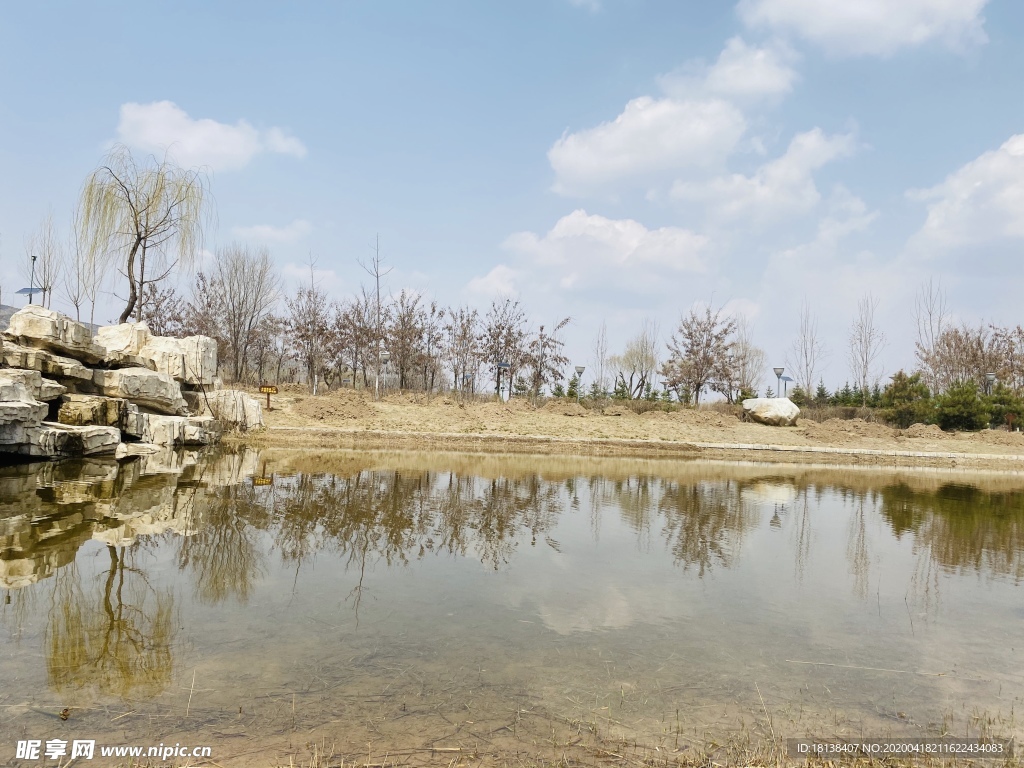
789, 386, 809, 407
880, 370, 934, 428
935, 380, 989, 432
983, 383, 1024, 429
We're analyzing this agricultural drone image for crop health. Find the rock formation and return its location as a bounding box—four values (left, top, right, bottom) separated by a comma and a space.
1, 306, 264, 459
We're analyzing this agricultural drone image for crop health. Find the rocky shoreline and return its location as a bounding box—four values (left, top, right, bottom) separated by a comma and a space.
0, 305, 263, 460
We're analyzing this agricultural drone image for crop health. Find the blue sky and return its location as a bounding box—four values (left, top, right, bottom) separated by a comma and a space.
2, 0, 1022, 390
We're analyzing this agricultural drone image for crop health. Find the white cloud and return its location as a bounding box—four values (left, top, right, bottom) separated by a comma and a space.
116, 101, 307, 172
232, 219, 312, 243
737, 0, 989, 57
659, 37, 799, 102
466, 265, 519, 298
504, 209, 707, 274
548, 97, 746, 196
671, 128, 857, 222
907, 134, 1024, 251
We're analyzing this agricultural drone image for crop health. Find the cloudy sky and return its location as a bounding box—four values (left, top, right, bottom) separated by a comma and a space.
1, 1, 1022, 391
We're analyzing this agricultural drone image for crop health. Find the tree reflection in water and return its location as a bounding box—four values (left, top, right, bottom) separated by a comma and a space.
46, 546, 175, 698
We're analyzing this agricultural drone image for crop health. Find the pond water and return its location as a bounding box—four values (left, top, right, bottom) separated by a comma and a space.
1, 448, 1022, 766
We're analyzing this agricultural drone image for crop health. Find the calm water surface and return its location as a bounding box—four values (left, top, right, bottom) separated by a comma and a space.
1, 448, 1022, 765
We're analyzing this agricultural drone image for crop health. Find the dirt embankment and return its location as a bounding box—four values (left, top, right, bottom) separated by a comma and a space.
243, 387, 1024, 470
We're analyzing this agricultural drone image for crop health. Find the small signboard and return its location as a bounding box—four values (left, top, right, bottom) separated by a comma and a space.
258, 384, 278, 409
253, 476, 273, 487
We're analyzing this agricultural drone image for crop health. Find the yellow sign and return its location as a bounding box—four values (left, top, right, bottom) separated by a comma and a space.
259, 385, 278, 394
253, 476, 273, 486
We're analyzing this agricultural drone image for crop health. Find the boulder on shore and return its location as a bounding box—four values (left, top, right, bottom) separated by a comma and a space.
92, 368, 189, 416
202, 390, 264, 431
742, 397, 800, 427
138, 335, 217, 386
5, 306, 105, 364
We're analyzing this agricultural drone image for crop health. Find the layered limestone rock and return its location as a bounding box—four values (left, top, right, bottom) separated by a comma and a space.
203, 390, 264, 431
92, 368, 189, 415
0, 378, 49, 427
4, 423, 121, 457
2, 340, 93, 383
144, 414, 221, 446
742, 397, 800, 427
95, 321, 157, 369
139, 335, 217, 386
0, 369, 66, 401
5, 305, 105, 364
58, 394, 129, 428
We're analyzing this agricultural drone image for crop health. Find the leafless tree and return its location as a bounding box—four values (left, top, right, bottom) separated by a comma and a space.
141, 283, 186, 336
728, 316, 766, 399
990, 325, 1024, 393
62, 211, 89, 321
420, 300, 444, 394
385, 289, 424, 390
211, 244, 280, 383
77, 145, 208, 323
592, 320, 609, 394
481, 298, 529, 394
525, 317, 571, 396
786, 300, 828, 394
286, 260, 330, 394
847, 293, 886, 405
921, 322, 1000, 393
913, 278, 949, 393
609, 320, 659, 399
661, 305, 736, 405
359, 234, 392, 400
444, 306, 482, 395
24, 212, 63, 309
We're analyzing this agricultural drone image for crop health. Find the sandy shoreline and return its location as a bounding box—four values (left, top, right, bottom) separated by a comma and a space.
236, 387, 1024, 472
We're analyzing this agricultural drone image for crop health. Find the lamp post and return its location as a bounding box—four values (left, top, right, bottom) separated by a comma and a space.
986, 372, 996, 395
380, 351, 391, 397
496, 361, 510, 401
781, 376, 793, 398
574, 365, 585, 403
773, 367, 784, 398
29, 253, 37, 304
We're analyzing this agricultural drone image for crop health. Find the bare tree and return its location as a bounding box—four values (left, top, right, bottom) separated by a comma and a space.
285, 260, 330, 394
62, 211, 89, 321
991, 325, 1024, 393
359, 235, 392, 400
24, 213, 63, 309
592, 320, 609, 394
729, 316, 766, 399
525, 317, 571, 396
212, 244, 280, 383
443, 306, 482, 395
77, 145, 208, 323
847, 293, 886, 404
609, 320, 659, 399
481, 298, 529, 395
922, 322, 1000, 393
661, 305, 736, 405
914, 278, 949, 393
142, 283, 186, 336
786, 300, 828, 394
385, 289, 424, 390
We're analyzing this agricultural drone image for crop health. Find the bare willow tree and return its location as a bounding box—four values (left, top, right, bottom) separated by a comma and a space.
610, 319, 660, 399
24, 212, 63, 309
62, 211, 89, 321
212, 244, 280, 383
914, 278, 949, 393
786, 300, 828, 394
526, 317, 571, 396
77, 145, 208, 323
847, 293, 886, 404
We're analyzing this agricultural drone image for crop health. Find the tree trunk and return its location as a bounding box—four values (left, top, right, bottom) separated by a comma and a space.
119, 237, 143, 323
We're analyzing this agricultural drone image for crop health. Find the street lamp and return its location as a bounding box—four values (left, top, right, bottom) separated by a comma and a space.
986, 371, 996, 395
496, 361, 510, 401
781, 376, 793, 398
773, 367, 784, 397
574, 365, 585, 403
29, 253, 37, 305
380, 351, 391, 397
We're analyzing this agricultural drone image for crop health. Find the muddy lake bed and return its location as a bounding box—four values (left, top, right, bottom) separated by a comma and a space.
1, 448, 1022, 766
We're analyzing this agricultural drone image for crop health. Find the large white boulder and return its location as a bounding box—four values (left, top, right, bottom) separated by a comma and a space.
742, 397, 800, 426
58, 394, 128, 428
0, 423, 120, 457
203, 390, 264, 431
138, 335, 217, 386
92, 368, 188, 415
2, 340, 93, 382
5, 305, 104, 364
